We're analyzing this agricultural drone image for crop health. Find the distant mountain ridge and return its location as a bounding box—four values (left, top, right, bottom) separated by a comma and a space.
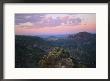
68, 32, 95, 39
68, 32, 96, 45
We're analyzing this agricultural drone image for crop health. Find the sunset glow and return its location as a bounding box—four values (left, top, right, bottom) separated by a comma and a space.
15, 13, 96, 36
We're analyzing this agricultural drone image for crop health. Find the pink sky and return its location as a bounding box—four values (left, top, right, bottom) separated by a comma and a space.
15, 13, 96, 35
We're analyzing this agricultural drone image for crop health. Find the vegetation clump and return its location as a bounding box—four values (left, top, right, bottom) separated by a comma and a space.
39, 47, 75, 68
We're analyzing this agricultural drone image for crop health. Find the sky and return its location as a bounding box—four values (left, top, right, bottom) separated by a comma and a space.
15, 13, 96, 36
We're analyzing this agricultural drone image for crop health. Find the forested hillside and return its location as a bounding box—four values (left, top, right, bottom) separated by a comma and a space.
15, 32, 96, 68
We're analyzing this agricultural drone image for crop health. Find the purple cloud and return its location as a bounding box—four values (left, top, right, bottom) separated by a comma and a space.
15, 14, 82, 28
15, 14, 45, 25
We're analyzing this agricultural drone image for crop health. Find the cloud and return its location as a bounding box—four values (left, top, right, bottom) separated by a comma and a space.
15, 14, 82, 28
67, 17, 81, 25
34, 16, 82, 27
16, 22, 34, 29
25, 16, 32, 19
15, 14, 45, 25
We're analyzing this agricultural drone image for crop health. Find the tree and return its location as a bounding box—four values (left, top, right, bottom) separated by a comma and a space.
38, 47, 74, 68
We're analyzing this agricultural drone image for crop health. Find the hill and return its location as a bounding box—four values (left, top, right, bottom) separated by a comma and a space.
15, 32, 96, 68
15, 35, 51, 68
66, 32, 96, 67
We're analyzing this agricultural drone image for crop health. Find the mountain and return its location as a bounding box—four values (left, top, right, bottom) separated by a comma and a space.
47, 36, 59, 41
15, 35, 52, 68
72, 32, 96, 44
66, 32, 96, 67
68, 32, 95, 40
15, 32, 96, 68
